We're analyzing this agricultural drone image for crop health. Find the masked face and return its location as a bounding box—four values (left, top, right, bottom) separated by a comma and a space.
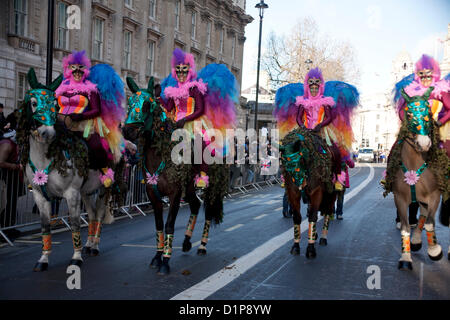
175, 64, 190, 83
69, 64, 86, 82
308, 78, 321, 97
417, 69, 433, 87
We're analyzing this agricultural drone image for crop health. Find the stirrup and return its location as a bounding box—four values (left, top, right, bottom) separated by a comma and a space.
100, 168, 114, 188
195, 171, 209, 189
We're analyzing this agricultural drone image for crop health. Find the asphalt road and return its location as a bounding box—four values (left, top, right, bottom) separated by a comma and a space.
0, 164, 449, 300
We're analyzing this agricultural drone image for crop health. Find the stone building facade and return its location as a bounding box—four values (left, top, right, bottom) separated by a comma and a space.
0, 0, 253, 118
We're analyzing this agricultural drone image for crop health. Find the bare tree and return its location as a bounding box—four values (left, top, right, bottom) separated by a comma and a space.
263, 17, 360, 89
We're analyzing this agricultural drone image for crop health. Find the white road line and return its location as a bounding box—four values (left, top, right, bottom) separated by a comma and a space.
225, 224, 244, 232
171, 164, 374, 300
192, 241, 201, 247
121, 244, 182, 249
14, 240, 62, 245
419, 262, 424, 299
253, 214, 268, 220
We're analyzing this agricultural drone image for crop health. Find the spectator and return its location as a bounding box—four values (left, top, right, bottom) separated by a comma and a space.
0, 103, 7, 135
335, 158, 355, 220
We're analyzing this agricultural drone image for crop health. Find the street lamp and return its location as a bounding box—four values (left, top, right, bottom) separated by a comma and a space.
253, 0, 268, 132
46, 0, 55, 86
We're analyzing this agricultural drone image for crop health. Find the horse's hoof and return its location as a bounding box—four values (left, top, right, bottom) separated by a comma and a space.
319, 238, 327, 246
157, 263, 170, 275
33, 262, 48, 272
149, 255, 162, 269
89, 249, 99, 257
290, 244, 300, 255
428, 250, 443, 261
69, 259, 83, 267
306, 244, 316, 259
197, 248, 207, 256
398, 261, 413, 270
182, 239, 192, 252
82, 247, 91, 255
411, 242, 422, 252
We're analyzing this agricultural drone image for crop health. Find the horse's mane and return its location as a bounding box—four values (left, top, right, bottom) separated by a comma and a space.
281, 126, 334, 193
382, 120, 449, 201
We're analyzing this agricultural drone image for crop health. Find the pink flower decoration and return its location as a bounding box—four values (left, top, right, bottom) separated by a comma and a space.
195, 174, 209, 187
382, 170, 386, 179
404, 170, 419, 186
33, 170, 48, 186
337, 171, 347, 185
280, 175, 285, 183
146, 173, 159, 185
99, 168, 115, 184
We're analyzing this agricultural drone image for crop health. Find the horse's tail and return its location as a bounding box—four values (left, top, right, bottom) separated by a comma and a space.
203, 164, 228, 224
439, 198, 449, 227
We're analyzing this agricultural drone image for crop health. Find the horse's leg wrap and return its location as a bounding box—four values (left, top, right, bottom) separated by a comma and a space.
39, 233, 52, 263
199, 220, 211, 250
308, 222, 316, 244
185, 214, 198, 238
400, 230, 412, 262
156, 230, 164, 252
92, 220, 102, 246
294, 224, 301, 243
86, 220, 96, 248
71, 231, 83, 261
425, 223, 442, 259
163, 234, 174, 258
321, 215, 330, 239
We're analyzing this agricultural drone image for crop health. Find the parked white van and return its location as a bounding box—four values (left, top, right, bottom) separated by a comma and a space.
357, 148, 374, 163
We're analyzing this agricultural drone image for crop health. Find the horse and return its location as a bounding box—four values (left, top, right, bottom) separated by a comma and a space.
123, 77, 228, 275
389, 89, 447, 270
280, 126, 337, 258
17, 69, 115, 272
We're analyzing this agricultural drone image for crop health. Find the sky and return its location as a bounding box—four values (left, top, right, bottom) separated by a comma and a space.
241, 0, 450, 96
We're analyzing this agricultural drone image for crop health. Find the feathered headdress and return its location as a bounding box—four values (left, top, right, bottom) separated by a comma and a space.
62, 50, 91, 81
171, 48, 197, 82
414, 54, 440, 83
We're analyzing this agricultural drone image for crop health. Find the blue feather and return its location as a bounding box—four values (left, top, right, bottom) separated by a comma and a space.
392, 73, 414, 102
445, 73, 450, 81
88, 64, 124, 104
198, 64, 239, 102
160, 74, 177, 102
274, 83, 304, 111
324, 81, 359, 109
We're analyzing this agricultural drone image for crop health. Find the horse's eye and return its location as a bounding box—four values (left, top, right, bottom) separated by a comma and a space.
32, 102, 37, 107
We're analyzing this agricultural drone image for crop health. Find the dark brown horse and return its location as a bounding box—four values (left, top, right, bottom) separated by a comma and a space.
123, 77, 226, 275
280, 127, 338, 258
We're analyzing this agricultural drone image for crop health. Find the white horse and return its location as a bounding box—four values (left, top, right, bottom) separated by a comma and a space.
19, 70, 114, 272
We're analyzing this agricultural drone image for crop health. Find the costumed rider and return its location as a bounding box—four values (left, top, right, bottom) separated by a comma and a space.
158, 48, 239, 188
55, 50, 126, 187
274, 67, 359, 186
384, 54, 450, 221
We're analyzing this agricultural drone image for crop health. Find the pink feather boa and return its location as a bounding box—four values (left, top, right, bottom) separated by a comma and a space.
163, 80, 208, 105
404, 79, 450, 100
55, 79, 98, 99
295, 95, 335, 108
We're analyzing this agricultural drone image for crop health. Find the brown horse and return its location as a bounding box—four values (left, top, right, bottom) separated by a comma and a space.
389, 89, 445, 270
123, 77, 226, 275
280, 127, 338, 258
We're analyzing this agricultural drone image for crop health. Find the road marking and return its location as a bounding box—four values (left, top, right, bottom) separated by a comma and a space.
192, 241, 201, 247
253, 214, 268, 220
225, 224, 244, 232
170, 164, 375, 300
14, 240, 62, 245
274, 207, 283, 212
419, 262, 424, 299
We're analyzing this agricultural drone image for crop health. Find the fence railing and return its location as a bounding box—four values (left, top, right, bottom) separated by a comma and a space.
0, 163, 281, 246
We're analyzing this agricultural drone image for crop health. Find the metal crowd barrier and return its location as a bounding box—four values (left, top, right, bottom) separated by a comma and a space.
0, 163, 281, 246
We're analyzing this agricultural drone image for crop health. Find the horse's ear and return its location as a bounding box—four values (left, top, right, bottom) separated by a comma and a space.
126, 77, 139, 93
48, 74, 63, 91
27, 68, 40, 89
147, 77, 155, 97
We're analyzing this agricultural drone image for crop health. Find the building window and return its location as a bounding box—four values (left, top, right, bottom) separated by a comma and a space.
125, 0, 133, 8
219, 27, 224, 54
147, 41, 155, 76
175, 0, 181, 30
93, 18, 104, 60
206, 21, 212, 48
17, 72, 28, 104
57, 2, 69, 50
149, 0, 156, 19
231, 34, 236, 62
376, 125, 379, 133
123, 30, 132, 69
191, 12, 197, 40
14, 0, 27, 36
